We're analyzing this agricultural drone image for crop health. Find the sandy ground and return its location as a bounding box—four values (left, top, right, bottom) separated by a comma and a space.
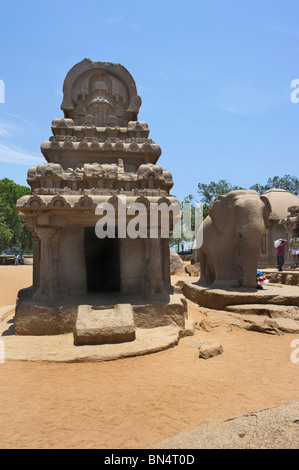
0, 265, 299, 449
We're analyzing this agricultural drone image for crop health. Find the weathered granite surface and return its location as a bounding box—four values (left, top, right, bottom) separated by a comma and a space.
177, 281, 299, 335
151, 401, 299, 449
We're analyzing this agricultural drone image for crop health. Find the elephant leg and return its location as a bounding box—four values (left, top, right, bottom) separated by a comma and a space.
205, 262, 215, 285
197, 250, 206, 283
198, 249, 215, 285
212, 251, 239, 288
242, 255, 258, 288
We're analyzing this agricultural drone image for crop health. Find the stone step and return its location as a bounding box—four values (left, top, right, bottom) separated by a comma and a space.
199, 309, 299, 335
73, 303, 136, 346
225, 304, 299, 319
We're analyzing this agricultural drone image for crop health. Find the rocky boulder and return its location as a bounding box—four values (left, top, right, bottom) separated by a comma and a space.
170, 251, 186, 275
198, 341, 224, 359
185, 263, 200, 277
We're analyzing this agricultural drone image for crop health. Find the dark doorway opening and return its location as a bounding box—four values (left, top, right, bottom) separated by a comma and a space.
84, 227, 120, 292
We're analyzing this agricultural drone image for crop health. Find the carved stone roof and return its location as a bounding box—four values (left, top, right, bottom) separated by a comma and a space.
61, 58, 142, 127
25, 60, 174, 199
261, 189, 299, 220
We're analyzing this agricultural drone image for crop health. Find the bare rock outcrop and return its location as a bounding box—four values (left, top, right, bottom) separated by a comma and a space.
185, 263, 200, 277
170, 251, 186, 275
151, 401, 299, 449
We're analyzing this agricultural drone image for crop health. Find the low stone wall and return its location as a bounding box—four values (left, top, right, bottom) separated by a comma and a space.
264, 270, 299, 286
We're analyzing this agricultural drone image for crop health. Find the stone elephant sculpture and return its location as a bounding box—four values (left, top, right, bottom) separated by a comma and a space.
197, 190, 271, 288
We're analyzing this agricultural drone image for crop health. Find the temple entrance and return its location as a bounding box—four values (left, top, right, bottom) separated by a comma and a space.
84, 227, 120, 292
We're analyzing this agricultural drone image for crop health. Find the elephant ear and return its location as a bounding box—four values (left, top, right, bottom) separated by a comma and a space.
260, 196, 271, 224
209, 195, 225, 232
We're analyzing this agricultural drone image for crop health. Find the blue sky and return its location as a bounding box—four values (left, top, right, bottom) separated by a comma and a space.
0, 0, 298, 202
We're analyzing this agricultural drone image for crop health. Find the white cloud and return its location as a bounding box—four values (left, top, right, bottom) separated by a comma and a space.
0, 114, 40, 134
0, 144, 43, 165
0, 124, 8, 136
0, 121, 23, 136
138, 84, 154, 95
206, 83, 285, 116
1, 112, 25, 119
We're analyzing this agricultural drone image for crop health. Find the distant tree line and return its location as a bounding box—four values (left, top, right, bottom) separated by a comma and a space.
0, 178, 32, 252
197, 174, 299, 205
170, 174, 299, 251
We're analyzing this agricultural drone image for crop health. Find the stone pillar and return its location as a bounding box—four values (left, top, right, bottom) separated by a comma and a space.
33, 227, 57, 303
58, 225, 87, 295
148, 237, 165, 296
32, 233, 40, 290
162, 238, 171, 289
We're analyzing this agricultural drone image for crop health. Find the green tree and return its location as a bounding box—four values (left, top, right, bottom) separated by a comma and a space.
0, 178, 32, 252
196, 174, 299, 218
169, 194, 206, 251
169, 194, 190, 251
197, 179, 245, 205
0, 217, 13, 252
249, 174, 299, 195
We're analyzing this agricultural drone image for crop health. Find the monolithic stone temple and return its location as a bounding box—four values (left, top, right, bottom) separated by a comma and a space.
258, 189, 299, 266
15, 59, 193, 347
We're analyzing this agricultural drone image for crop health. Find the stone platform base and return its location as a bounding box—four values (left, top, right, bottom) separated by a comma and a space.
177, 280, 299, 310
4, 291, 196, 361
0, 305, 195, 362
14, 292, 190, 336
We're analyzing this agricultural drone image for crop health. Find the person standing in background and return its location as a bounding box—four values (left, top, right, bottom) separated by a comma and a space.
289, 234, 299, 267
276, 239, 287, 271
